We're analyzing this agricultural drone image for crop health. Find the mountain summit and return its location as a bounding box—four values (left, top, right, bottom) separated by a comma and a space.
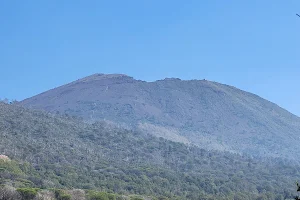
74, 73, 134, 83
20, 73, 300, 160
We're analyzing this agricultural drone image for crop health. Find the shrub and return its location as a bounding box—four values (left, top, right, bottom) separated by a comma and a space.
107, 193, 116, 200
88, 191, 116, 200
54, 189, 71, 200
130, 196, 143, 200
16, 188, 39, 200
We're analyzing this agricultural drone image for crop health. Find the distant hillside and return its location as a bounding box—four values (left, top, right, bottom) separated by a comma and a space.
1, 102, 299, 199
21, 73, 300, 160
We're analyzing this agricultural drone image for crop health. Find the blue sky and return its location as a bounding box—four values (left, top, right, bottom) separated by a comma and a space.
0, 1, 300, 115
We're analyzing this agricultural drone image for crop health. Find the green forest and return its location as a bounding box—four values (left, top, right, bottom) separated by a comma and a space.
0, 102, 299, 199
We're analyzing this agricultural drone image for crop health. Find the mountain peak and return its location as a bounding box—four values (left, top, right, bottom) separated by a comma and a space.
20, 74, 300, 161
72, 73, 135, 85
80, 73, 131, 81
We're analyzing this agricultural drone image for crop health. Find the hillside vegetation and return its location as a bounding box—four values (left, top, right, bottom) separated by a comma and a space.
0, 102, 299, 199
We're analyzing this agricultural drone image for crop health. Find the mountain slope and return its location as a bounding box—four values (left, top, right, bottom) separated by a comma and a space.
20, 73, 300, 160
0, 102, 299, 199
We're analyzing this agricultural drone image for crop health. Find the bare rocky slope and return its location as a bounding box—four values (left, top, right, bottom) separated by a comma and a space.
20, 73, 300, 160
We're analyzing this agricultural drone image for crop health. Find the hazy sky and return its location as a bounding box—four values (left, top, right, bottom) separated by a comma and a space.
0, 1, 300, 115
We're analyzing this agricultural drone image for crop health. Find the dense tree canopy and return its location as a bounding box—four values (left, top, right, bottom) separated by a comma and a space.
0, 102, 299, 199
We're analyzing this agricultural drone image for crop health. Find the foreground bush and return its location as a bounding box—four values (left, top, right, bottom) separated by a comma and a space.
88, 191, 116, 200
16, 188, 39, 200
54, 189, 72, 200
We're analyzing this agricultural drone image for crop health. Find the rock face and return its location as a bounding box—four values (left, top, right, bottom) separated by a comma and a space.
20, 73, 300, 160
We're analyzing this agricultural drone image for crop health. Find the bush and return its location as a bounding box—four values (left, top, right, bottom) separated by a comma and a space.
16, 188, 39, 200
107, 193, 116, 200
88, 191, 116, 200
130, 196, 143, 200
54, 189, 72, 200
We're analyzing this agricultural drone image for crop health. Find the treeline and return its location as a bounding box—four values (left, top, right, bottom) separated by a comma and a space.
0, 102, 299, 199
0, 186, 156, 200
